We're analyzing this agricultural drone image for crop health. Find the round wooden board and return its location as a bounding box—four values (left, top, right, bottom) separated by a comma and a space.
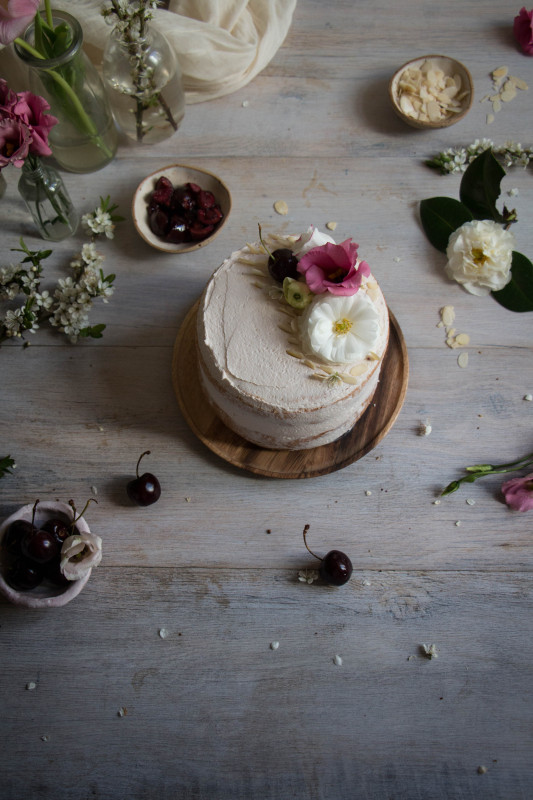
172, 301, 409, 479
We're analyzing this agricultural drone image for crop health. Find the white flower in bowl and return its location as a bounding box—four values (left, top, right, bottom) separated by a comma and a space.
301, 292, 380, 364
445, 219, 515, 296
60, 532, 102, 581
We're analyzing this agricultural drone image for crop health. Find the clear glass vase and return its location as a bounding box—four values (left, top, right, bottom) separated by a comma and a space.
18, 156, 79, 241
15, 10, 118, 173
102, 24, 185, 144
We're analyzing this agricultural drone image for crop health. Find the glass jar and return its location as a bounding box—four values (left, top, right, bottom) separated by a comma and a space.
14, 11, 118, 173
102, 24, 185, 144
18, 156, 79, 241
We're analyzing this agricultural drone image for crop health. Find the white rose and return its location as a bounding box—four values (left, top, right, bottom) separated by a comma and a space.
300, 292, 380, 364
60, 532, 103, 581
293, 226, 336, 256
445, 220, 515, 296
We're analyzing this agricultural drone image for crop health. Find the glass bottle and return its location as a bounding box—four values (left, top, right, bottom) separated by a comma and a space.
102, 24, 185, 145
15, 11, 118, 173
18, 156, 79, 241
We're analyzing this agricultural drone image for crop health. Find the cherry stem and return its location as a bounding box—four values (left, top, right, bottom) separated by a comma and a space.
69, 497, 98, 528
302, 524, 322, 563
31, 498, 40, 527
257, 223, 273, 259
136, 450, 151, 479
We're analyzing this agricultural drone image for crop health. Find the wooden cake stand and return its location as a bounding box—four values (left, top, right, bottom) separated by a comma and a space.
172, 301, 408, 479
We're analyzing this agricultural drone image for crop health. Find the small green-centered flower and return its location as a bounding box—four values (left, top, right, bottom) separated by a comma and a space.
0, 455, 16, 479
283, 277, 313, 309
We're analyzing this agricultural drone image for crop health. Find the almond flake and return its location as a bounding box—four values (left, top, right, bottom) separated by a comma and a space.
492, 66, 508, 80
326, 221, 337, 231
508, 75, 528, 91
440, 305, 455, 327
273, 200, 289, 215
286, 349, 303, 359
457, 352, 469, 368
349, 363, 368, 377
454, 333, 470, 347
486, 113, 495, 124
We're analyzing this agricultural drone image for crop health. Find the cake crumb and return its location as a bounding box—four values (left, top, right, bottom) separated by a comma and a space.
325, 221, 337, 230
524, 394, 532, 401
365, 490, 372, 496
241, 100, 249, 107
185, 496, 191, 502
418, 420, 432, 436
362, 579, 371, 586
477, 765, 487, 775
298, 569, 318, 584
270, 641, 280, 650
457, 352, 469, 368
333, 654, 343, 666
158, 628, 168, 639
117, 707, 128, 717
274, 200, 289, 215
26, 681, 36, 691
455, 520, 462, 527
41, 735, 49, 742
466, 498, 476, 506
91, 486, 98, 496
433, 499, 441, 505
420, 643, 438, 659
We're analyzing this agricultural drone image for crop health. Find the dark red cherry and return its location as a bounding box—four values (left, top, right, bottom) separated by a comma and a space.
319, 550, 353, 586
3, 519, 36, 555
302, 524, 353, 587
6, 557, 44, 591
165, 216, 189, 243
41, 517, 71, 548
189, 222, 214, 240
268, 248, 300, 283
149, 208, 170, 238
21, 528, 59, 564
127, 450, 161, 507
198, 189, 216, 209
44, 558, 71, 587
151, 176, 173, 206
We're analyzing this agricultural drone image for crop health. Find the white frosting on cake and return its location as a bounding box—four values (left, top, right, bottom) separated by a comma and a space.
197, 230, 389, 450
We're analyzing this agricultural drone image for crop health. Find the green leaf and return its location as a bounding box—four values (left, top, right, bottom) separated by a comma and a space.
459, 149, 506, 223
492, 251, 533, 312
0, 455, 16, 479
420, 197, 473, 253
79, 324, 106, 339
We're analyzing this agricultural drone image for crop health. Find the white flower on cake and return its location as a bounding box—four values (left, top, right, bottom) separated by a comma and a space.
445, 220, 515, 296
301, 292, 380, 365
292, 226, 336, 257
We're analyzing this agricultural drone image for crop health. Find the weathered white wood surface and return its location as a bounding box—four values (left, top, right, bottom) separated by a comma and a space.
1, 1, 532, 798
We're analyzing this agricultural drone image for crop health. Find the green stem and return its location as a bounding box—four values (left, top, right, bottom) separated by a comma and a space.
13, 39, 113, 159
26, 153, 69, 228
442, 454, 533, 496
44, 0, 53, 29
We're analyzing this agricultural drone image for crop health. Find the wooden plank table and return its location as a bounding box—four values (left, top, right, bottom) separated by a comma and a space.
1, 2, 532, 797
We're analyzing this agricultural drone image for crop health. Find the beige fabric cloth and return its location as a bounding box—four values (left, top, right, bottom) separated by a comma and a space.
69, 0, 297, 103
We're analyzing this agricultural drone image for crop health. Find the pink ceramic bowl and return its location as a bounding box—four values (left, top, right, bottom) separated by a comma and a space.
0, 501, 91, 608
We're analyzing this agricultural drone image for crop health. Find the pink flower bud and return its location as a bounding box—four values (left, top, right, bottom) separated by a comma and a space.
514, 7, 533, 55
501, 473, 533, 511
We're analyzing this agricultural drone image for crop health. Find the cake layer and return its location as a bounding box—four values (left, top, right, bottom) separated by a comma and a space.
197, 230, 389, 450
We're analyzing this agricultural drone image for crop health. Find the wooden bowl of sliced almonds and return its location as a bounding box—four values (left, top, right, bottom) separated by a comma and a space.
389, 55, 473, 129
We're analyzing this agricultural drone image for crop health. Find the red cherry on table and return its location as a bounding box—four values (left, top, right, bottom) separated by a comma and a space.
127, 451, 161, 507
302, 524, 353, 587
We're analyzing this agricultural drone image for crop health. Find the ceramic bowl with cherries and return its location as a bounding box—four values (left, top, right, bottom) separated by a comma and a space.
0, 499, 101, 608
132, 164, 232, 253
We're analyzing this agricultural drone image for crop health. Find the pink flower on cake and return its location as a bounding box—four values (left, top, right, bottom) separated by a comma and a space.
514, 7, 533, 54
297, 239, 371, 296
501, 473, 533, 511
0, 0, 40, 46
12, 91, 57, 157
0, 116, 31, 168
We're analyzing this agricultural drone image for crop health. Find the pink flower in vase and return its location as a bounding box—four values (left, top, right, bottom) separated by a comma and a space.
0, 77, 18, 114
0, 116, 31, 168
297, 238, 371, 296
501, 473, 533, 511
514, 7, 533, 54
13, 91, 57, 156
0, 0, 40, 46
